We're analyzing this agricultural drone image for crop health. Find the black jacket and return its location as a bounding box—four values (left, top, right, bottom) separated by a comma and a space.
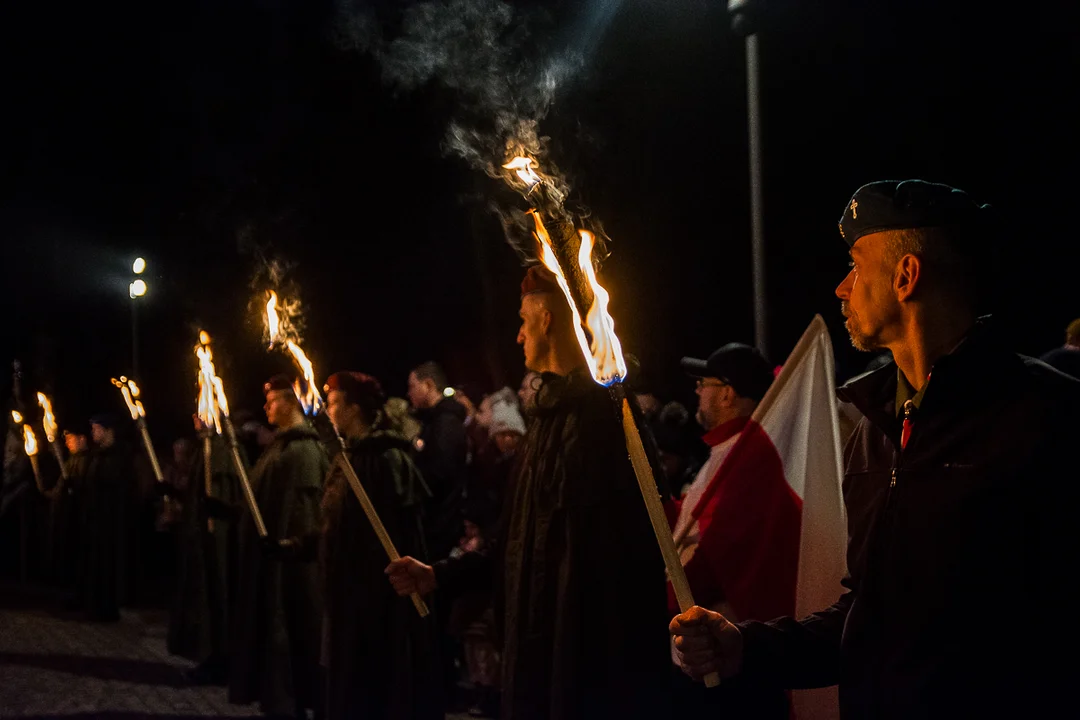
414, 397, 468, 558
737, 321, 1080, 719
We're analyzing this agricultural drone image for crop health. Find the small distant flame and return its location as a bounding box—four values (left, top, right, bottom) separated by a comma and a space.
503, 156, 542, 189
37, 392, 58, 443
196, 335, 222, 434
531, 213, 627, 386
12, 410, 23, 424
23, 424, 38, 456
112, 377, 146, 420
264, 290, 323, 416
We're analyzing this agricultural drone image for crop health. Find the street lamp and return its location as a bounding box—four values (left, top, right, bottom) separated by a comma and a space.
728, 0, 768, 358
130, 260, 149, 377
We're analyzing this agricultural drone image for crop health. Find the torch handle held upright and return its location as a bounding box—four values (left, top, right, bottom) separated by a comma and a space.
222, 418, 268, 539
29, 454, 44, 494
202, 433, 215, 533
618, 395, 721, 689
136, 418, 164, 483
333, 452, 429, 618
50, 442, 68, 482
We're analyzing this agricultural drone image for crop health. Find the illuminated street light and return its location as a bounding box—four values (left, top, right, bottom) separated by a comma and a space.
132, 257, 146, 274
129, 279, 148, 298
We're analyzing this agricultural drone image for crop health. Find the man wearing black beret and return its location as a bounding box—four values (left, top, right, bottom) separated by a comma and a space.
229, 374, 329, 719
671, 180, 1080, 719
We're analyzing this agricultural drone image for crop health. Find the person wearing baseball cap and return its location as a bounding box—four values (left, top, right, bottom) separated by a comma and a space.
671, 180, 1080, 719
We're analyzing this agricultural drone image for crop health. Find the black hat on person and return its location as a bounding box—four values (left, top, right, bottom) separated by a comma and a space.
88, 412, 119, 430
680, 343, 774, 402
838, 179, 990, 248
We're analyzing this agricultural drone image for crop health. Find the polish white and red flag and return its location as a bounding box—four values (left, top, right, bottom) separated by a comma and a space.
672, 314, 847, 719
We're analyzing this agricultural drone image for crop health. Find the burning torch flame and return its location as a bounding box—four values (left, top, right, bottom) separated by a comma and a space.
503, 156, 543, 189
37, 392, 58, 443
12, 410, 23, 424
112, 377, 146, 420
196, 337, 222, 434
265, 291, 323, 415
532, 213, 627, 386
23, 424, 38, 456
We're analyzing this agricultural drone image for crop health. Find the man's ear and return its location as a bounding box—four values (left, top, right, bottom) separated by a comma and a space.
894, 254, 922, 302
540, 307, 553, 337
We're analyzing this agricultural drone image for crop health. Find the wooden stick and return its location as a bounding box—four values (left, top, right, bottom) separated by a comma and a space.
334, 452, 429, 618
202, 434, 214, 533
620, 396, 721, 688
29, 455, 44, 494
136, 418, 164, 482
222, 417, 268, 538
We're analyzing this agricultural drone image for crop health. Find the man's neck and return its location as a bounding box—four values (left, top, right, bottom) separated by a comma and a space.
888, 306, 976, 392
278, 415, 306, 432
534, 342, 586, 378
343, 420, 371, 440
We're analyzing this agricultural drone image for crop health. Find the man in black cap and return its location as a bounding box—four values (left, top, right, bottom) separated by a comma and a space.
668, 344, 795, 719
229, 375, 329, 719
320, 371, 441, 720
78, 413, 134, 621
670, 180, 1080, 719
387, 265, 671, 720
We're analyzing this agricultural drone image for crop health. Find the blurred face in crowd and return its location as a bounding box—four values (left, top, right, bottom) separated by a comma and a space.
407, 372, 438, 410
694, 377, 732, 431
264, 389, 299, 429
326, 389, 362, 436
493, 430, 523, 455
517, 293, 553, 373
835, 232, 902, 352
91, 423, 114, 448
64, 433, 82, 454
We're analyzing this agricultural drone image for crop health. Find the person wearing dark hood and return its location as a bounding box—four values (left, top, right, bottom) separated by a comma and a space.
229, 375, 329, 719
388, 266, 671, 720
320, 371, 441, 720
670, 180, 1080, 719
78, 413, 134, 622
45, 428, 90, 594
406, 360, 468, 561
165, 415, 246, 686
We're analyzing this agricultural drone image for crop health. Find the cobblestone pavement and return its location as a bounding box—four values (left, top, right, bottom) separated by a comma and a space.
0, 587, 478, 719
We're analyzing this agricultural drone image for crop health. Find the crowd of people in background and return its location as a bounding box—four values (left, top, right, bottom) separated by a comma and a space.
3, 179, 1080, 720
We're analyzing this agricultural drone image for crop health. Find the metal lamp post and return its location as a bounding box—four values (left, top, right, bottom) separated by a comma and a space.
129, 258, 147, 378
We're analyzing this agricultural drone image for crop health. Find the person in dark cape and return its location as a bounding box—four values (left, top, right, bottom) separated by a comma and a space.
44, 429, 90, 592
388, 266, 672, 720
229, 375, 329, 719
78, 414, 134, 622
165, 416, 245, 685
320, 371, 441, 720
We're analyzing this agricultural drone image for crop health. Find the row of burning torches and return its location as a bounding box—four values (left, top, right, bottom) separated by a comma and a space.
8, 156, 717, 683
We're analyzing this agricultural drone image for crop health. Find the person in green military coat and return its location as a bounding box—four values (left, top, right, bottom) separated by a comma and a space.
229, 375, 329, 719
320, 371, 441, 720
165, 416, 245, 685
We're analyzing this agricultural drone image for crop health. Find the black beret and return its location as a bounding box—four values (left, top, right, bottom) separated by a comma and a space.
89, 412, 120, 430
838, 179, 989, 247
324, 371, 386, 417
681, 343, 774, 402
263, 374, 295, 395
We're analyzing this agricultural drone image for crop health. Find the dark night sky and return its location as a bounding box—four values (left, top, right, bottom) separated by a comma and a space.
1, 0, 1076, 444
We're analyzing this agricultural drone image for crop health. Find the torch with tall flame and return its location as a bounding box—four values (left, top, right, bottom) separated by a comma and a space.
37, 392, 69, 482
261, 290, 428, 617
265, 291, 323, 416
503, 156, 720, 687
195, 331, 267, 538
111, 377, 164, 483
23, 423, 44, 493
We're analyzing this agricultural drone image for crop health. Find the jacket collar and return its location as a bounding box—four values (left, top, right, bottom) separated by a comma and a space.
701, 415, 750, 447
837, 316, 1016, 434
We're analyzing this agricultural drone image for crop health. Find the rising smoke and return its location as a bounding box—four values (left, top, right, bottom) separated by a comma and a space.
333, 0, 618, 263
